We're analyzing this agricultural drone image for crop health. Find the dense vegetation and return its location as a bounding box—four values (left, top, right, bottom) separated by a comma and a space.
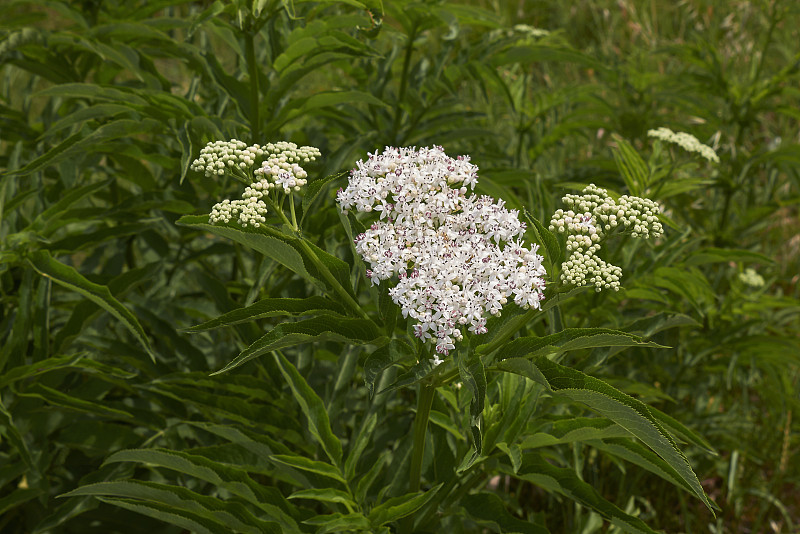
1, 1, 798, 533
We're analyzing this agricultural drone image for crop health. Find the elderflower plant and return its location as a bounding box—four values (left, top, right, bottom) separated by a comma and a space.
647, 127, 720, 163
739, 267, 765, 288
337, 146, 546, 363
192, 140, 321, 228
550, 184, 663, 291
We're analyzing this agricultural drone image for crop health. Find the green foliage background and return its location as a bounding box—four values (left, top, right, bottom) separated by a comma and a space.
1, 0, 798, 533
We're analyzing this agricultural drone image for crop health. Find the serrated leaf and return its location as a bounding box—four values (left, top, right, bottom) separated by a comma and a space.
519, 418, 631, 449
494, 328, 666, 361
529, 357, 713, 512
272, 351, 343, 466
26, 250, 154, 360
462, 492, 549, 534
213, 316, 385, 375
611, 134, 649, 195
512, 453, 658, 534
176, 215, 316, 285
186, 296, 346, 332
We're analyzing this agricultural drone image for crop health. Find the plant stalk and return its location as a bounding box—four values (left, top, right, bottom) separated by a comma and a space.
245, 30, 260, 144
401, 382, 435, 534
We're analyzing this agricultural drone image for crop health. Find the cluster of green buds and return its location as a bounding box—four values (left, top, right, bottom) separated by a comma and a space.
739, 268, 765, 288
550, 184, 663, 291
647, 127, 720, 163
193, 139, 321, 228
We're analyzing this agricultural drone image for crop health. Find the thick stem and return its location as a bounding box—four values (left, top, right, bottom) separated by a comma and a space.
401, 382, 435, 534
408, 383, 435, 492
245, 31, 260, 144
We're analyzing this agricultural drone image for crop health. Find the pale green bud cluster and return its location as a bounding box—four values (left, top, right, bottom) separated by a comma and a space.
201, 140, 322, 228
254, 142, 321, 193
549, 184, 663, 291
647, 127, 720, 163
191, 139, 264, 177
739, 268, 765, 288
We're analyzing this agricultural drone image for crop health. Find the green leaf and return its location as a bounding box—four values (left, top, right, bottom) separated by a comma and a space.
26, 250, 154, 360
186, 296, 346, 332
492, 328, 666, 361
684, 247, 775, 266
462, 492, 549, 534
288, 488, 356, 508
61, 480, 280, 534
523, 209, 562, 270
269, 454, 346, 483
511, 453, 658, 534
302, 170, 347, 215
8, 118, 160, 177
302, 512, 371, 533
176, 215, 316, 285
18, 383, 135, 420
611, 134, 649, 195
0, 397, 36, 473
272, 351, 343, 466
213, 316, 385, 375
363, 339, 415, 397
367, 484, 442, 527
458, 352, 486, 453
103, 448, 302, 532
519, 417, 631, 449
528, 357, 713, 512
344, 412, 377, 481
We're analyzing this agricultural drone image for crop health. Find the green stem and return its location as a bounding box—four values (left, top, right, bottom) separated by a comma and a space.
245, 30, 260, 144
408, 383, 435, 492
401, 382, 435, 534
262, 203, 370, 320
392, 25, 417, 141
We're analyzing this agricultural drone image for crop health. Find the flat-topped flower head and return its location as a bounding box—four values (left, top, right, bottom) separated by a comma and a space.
550, 184, 663, 291
647, 127, 720, 163
339, 146, 547, 361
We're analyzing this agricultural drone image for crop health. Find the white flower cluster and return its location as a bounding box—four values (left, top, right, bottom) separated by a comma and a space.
204, 141, 321, 227
337, 146, 546, 363
253, 142, 321, 193
739, 268, 765, 288
190, 139, 264, 177
647, 127, 720, 163
549, 184, 663, 291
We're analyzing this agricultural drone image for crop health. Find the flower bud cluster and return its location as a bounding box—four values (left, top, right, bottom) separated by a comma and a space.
549, 184, 663, 291
191, 139, 264, 177
647, 127, 720, 163
254, 142, 321, 193
204, 141, 321, 227
338, 146, 546, 363
739, 268, 765, 288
